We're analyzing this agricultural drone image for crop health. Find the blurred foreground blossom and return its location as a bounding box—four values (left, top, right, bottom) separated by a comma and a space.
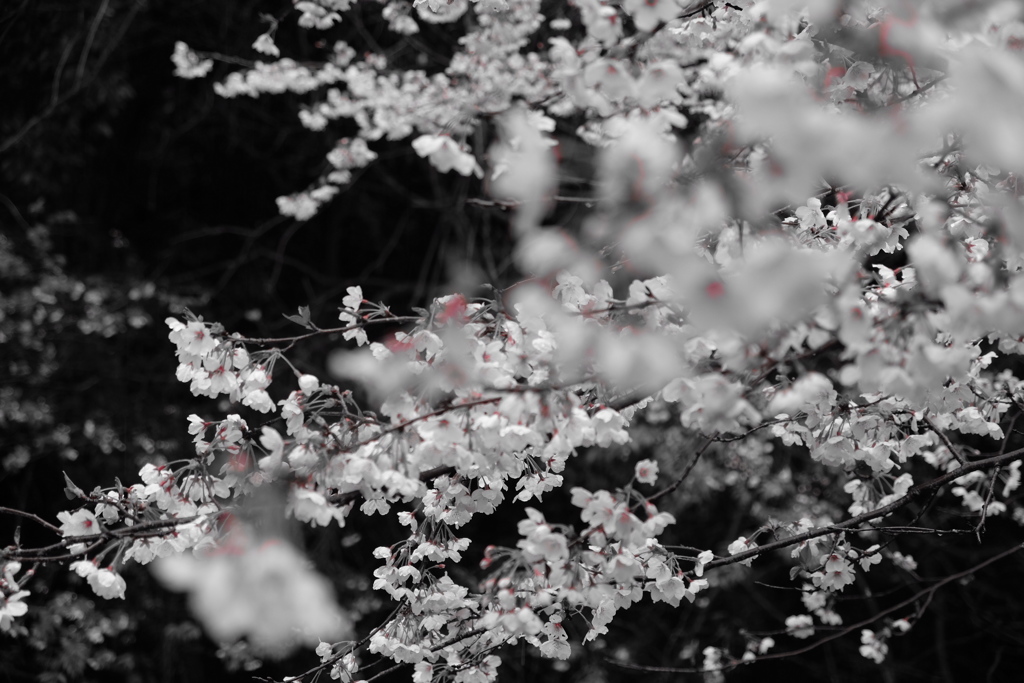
0, 591, 29, 632
171, 41, 213, 79
0, 562, 30, 632
152, 525, 351, 658
412, 134, 483, 178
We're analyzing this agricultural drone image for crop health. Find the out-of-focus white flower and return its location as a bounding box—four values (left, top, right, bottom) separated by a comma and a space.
0, 589, 29, 632
488, 106, 558, 233
413, 0, 468, 23
153, 528, 351, 658
277, 189, 337, 221
795, 197, 827, 229
289, 487, 349, 527
252, 33, 280, 57
785, 614, 815, 639
296, 1, 343, 29
637, 61, 685, 108
411, 135, 483, 177
891, 551, 917, 572
171, 41, 214, 79
766, 372, 836, 424
623, 0, 683, 32
859, 628, 888, 663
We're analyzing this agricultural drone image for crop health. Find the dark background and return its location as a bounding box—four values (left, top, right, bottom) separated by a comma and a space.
2, 1, 1023, 682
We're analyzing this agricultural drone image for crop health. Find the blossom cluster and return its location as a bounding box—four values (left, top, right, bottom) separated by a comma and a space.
9, 0, 1024, 679
167, 317, 276, 412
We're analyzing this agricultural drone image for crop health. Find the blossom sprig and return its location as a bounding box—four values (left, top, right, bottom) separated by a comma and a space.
2, 464, 219, 572
224, 309, 423, 349
696, 447, 1024, 579
2, 509, 214, 568
614, 542, 1023, 677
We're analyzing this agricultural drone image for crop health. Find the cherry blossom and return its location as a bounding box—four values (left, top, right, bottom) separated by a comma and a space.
786, 614, 815, 639
859, 628, 888, 664
0, 589, 29, 633
57, 509, 100, 538
87, 568, 127, 600
252, 33, 280, 58
171, 41, 213, 79
634, 458, 659, 485
411, 135, 484, 178
153, 530, 351, 658
11, 2, 1024, 679
811, 553, 856, 592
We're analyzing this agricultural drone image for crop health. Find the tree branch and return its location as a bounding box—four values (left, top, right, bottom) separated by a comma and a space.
609, 541, 1023, 674
705, 447, 1024, 572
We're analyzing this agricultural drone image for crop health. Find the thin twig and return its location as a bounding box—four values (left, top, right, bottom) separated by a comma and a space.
608, 541, 1022, 674
922, 415, 966, 465
76, 0, 110, 82
51, 39, 76, 105
0, 507, 61, 533
229, 315, 422, 348
284, 599, 409, 682
0, 0, 141, 155
704, 446, 1024, 572
646, 438, 714, 505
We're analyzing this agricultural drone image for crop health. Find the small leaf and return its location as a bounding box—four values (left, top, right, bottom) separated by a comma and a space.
283, 305, 315, 330
63, 471, 84, 500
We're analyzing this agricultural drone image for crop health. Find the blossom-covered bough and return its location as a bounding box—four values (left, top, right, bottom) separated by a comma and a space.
6, 0, 1024, 679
